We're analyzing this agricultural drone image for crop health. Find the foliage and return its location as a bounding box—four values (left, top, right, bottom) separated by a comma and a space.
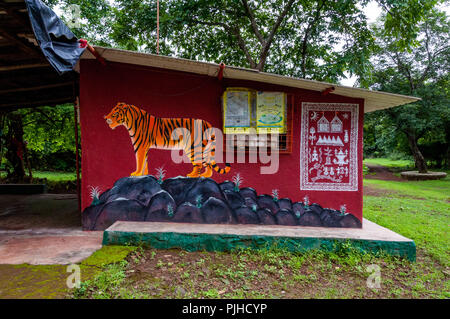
89, 186, 102, 205
0, 105, 78, 173
272, 189, 279, 202
232, 173, 243, 191
155, 166, 166, 184
44, 0, 438, 84
364, 9, 450, 170
195, 195, 203, 208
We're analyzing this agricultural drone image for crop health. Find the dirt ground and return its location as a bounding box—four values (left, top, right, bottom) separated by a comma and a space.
364, 164, 404, 181
363, 163, 406, 197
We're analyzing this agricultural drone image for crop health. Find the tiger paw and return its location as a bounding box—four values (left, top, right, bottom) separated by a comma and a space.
186, 172, 201, 178
130, 171, 142, 177
200, 167, 213, 178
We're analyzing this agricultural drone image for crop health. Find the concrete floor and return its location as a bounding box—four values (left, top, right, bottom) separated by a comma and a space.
106, 219, 413, 242
0, 194, 103, 265
0, 229, 103, 265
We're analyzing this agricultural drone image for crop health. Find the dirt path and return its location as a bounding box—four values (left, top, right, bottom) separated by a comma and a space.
363, 163, 406, 197
364, 163, 404, 181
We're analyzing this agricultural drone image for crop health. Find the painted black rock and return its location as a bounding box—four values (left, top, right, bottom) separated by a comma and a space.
298, 210, 322, 227
257, 195, 279, 215
185, 178, 226, 206
292, 202, 306, 218
146, 190, 176, 214
201, 197, 234, 224
256, 208, 277, 225
81, 204, 104, 231
235, 206, 260, 224
244, 197, 258, 210
339, 214, 362, 228
162, 177, 198, 205
277, 198, 292, 211
275, 209, 298, 226
309, 203, 323, 215
99, 176, 162, 206
239, 187, 257, 201
93, 199, 145, 230
219, 181, 236, 193
145, 209, 173, 222
224, 190, 244, 210
172, 203, 204, 223
320, 209, 344, 228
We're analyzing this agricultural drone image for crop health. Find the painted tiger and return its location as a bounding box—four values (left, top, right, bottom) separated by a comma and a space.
104, 102, 231, 178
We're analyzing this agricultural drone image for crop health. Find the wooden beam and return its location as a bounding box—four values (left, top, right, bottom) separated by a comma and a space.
0, 63, 49, 71
1, 5, 31, 28
0, 97, 75, 109
0, 52, 36, 60
0, 27, 42, 58
0, 82, 74, 94
0, 1, 26, 10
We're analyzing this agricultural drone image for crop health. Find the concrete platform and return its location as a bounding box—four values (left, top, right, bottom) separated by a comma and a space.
103, 219, 416, 261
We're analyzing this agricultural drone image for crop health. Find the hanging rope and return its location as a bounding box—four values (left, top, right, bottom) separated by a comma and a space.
156, 0, 160, 55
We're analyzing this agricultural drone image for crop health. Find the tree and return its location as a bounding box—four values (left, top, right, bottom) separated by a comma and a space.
366, 8, 449, 172
0, 105, 79, 178
45, 0, 437, 83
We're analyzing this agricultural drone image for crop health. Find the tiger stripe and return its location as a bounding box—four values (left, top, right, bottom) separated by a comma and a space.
104, 102, 231, 177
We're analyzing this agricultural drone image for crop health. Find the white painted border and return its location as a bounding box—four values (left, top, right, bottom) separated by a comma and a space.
300, 103, 359, 191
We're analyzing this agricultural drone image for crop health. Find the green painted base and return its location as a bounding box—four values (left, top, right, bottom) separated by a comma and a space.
103, 229, 416, 262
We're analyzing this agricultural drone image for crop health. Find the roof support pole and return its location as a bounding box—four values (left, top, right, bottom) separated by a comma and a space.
74, 97, 81, 213
157, 0, 160, 55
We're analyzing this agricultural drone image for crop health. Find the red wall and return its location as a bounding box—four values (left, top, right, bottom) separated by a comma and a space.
79, 60, 364, 221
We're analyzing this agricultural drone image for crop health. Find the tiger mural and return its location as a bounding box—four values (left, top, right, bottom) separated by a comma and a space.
104, 102, 231, 178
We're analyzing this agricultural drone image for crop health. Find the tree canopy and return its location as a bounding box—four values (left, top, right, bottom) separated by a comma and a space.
364, 8, 450, 171
44, 0, 439, 84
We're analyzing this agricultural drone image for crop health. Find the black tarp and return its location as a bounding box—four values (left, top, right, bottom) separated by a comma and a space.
25, 0, 86, 75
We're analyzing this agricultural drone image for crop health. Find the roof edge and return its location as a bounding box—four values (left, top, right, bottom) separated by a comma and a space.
81, 46, 421, 113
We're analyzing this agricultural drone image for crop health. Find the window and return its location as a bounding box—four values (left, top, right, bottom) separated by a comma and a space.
222, 88, 293, 154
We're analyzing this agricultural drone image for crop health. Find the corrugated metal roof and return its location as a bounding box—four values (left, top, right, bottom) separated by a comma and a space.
80, 46, 420, 113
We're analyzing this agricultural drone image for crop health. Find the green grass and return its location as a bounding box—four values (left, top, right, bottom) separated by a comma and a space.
364, 158, 415, 169
31, 171, 77, 181
0, 170, 77, 182
0, 246, 135, 299
363, 159, 449, 266
364, 178, 450, 201
364, 195, 449, 266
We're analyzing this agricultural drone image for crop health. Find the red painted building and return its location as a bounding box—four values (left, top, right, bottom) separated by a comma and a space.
78, 47, 418, 229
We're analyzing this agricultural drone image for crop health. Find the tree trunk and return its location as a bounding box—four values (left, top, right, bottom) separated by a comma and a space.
5, 113, 26, 182
406, 131, 428, 173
